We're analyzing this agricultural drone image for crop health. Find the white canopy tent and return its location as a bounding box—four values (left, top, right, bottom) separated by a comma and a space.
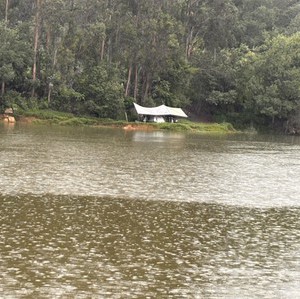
133, 103, 187, 122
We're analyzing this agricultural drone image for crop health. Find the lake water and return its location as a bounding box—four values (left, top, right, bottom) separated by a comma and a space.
0, 123, 299, 298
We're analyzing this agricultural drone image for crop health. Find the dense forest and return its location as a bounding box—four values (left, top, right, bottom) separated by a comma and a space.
1, 0, 300, 131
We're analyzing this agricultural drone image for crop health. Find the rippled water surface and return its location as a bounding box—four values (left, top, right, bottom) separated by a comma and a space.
0, 123, 299, 298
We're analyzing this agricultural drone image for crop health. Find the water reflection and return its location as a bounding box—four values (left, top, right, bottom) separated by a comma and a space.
0, 125, 299, 207
0, 195, 299, 298
132, 131, 185, 144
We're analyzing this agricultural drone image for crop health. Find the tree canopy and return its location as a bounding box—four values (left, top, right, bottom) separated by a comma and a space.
1, 0, 300, 131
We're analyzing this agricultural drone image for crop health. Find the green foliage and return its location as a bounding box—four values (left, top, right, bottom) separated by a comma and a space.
75, 64, 125, 119
51, 86, 85, 115
237, 33, 300, 125
1, 0, 300, 131
156, 121, 236, 133
207, 90, 237, 106
1, 90, 24, 110
21, 109, 75, 120
0, 21, 31, 101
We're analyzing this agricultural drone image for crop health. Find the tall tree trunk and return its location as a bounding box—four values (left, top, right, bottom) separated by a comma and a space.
46, 27, 51, 51
53, 47, 58, 67
213, 47, 217, 62
1, 82, 5, 97
124, 64, 132, 121
125, 64, 132, 97
134, 64, 139, 101
5, 0, 9, 23
186, 27, 193, 59
32, 0, 42, 98
100, 39, 105, 61
143, 72, 151, 102
2, 0, 9, 97
107, 37, 111, 62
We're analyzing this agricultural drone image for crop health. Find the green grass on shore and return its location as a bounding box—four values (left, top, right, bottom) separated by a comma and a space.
18, 109, 127, 126
155, 121, 236, 133
17, 109, 237, 133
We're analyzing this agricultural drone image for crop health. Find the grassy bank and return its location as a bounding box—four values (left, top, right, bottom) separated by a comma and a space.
155, 121, 236, 133
15, 109, 237, 133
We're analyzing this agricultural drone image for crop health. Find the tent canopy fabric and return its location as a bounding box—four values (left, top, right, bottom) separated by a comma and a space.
134, 103, 187, 118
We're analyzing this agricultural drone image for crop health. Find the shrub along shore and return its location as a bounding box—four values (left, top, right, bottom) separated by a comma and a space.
3, 109, 237, 134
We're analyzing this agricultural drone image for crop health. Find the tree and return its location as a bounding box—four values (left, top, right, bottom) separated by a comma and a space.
233, 33, 300, 127
31, 0, 42, 97
1, 0, 300, 130
0, 22, 31, 102
75, 63, 125, 119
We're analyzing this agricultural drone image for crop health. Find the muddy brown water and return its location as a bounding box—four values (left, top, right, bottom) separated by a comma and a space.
0, 123, 299, 298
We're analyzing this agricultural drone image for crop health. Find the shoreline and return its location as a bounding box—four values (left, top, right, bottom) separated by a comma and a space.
0, 110, 238, 134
